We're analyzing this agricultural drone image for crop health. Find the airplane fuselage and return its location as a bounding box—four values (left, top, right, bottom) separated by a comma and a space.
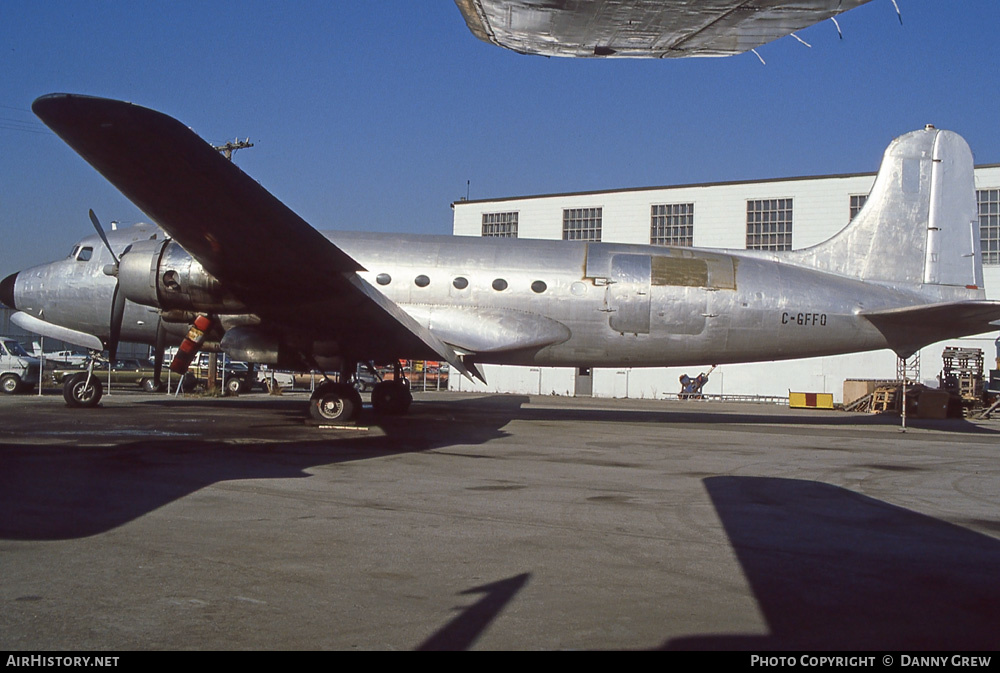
8, 224, 925, 370
335, 231, 917, 368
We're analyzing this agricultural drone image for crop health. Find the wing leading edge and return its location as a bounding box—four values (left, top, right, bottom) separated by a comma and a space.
32, 93, 470, 377
455, 0, 873, 58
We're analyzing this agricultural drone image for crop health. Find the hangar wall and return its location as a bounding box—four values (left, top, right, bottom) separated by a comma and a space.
450, 165, 1000, 402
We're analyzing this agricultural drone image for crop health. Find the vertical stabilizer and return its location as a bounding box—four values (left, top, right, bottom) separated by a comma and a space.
789, 127, 982, 293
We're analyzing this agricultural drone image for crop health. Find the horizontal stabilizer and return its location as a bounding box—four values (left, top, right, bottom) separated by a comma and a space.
861, 301, 1000, 358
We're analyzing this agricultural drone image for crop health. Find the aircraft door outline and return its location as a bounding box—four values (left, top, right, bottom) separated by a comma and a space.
607, 254, 651, 334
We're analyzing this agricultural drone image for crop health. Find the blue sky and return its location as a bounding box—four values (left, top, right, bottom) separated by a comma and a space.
2, 1, 998, 273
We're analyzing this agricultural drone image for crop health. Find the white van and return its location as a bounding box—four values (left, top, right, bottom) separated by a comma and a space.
1, 338, 41, 394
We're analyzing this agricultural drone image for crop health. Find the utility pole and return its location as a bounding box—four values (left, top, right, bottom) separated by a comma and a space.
213, 138, 254, 161
205, 138, 253, 394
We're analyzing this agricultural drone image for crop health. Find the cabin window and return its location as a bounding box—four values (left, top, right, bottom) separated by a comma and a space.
76, 246, 93, 261
452, 276, 469, 289
414, 275, 430, 287
492, 278, 508, 291
650, 203, 694, 246
530, 280, 547, 294
376, 273, 391, 285
482, 212, 518, 238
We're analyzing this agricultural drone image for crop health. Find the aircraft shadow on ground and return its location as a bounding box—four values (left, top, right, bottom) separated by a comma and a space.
663, 477, 1000, 650
416, 573, 531, 651
0, 395, 528, 541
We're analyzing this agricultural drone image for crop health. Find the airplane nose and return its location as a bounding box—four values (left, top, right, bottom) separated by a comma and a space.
0, 272, 17, 309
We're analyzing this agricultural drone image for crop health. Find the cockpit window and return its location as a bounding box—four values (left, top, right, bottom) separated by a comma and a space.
76, 246, 93, 262
69, 245, 80, 259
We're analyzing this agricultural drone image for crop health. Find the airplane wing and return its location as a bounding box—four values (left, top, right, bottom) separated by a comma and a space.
861, 301, 1000, 359
31, 94, 471, 376
455, 0, 873, 58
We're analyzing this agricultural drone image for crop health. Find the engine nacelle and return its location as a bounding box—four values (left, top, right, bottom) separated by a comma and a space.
220, 326, 291, 367
117, 239, 246, 313
220, 326, 344, 371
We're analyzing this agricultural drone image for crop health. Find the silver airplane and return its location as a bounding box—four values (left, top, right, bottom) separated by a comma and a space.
454, 0, 874, 58
2, 94, 999, 423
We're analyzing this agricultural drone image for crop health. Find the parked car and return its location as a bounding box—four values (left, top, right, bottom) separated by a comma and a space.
0, 337, 41, 394
52, 358, 162, 390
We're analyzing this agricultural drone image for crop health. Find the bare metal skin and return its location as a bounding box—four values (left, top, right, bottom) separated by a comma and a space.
454, 0, 873, 59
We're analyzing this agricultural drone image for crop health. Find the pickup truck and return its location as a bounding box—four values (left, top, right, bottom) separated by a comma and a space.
0, 337, 41, 394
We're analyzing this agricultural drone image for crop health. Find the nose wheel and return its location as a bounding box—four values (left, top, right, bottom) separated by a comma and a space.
63, 373, 103, 408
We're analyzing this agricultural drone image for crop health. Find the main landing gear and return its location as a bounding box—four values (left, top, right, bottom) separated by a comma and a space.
307, 361, 412, 423
309, 382, 363, 423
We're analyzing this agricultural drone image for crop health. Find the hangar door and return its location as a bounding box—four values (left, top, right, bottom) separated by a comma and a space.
607, 254, 651, 334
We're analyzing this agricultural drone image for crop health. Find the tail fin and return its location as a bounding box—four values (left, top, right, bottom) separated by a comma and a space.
790, 126, 983, 294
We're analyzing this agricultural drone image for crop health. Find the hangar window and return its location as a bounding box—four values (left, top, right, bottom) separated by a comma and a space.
746, 199, 792, 251
849, 194, 868, 221
531, 280, 547, 294
414, 274, 430, 287
76, 246, 94, 262
979, 189, 1000, 265
563, 207, 602, 241
650, 203, 694, 246
452, 276, 469, 290
375, 273, 391, 285
492, 278, 508, 291
482, 211, 518, 238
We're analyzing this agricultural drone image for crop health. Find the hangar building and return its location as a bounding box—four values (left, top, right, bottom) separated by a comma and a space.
450, 161, 1000, 402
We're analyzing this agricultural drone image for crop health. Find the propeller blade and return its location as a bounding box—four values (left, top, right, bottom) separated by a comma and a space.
88, 209, 119, 266
108, 283, 126, 361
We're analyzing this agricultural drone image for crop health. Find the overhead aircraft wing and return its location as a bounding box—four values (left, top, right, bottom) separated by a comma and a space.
861, 301, 1000, 359
31, 93, 471, 376
455, 0, 873, 58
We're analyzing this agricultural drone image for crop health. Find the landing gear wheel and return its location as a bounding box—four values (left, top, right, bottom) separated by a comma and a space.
63, 373, 103, 408
309, 382, 363, 423
371, 380, 413, 416
1, 373, 21, 395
